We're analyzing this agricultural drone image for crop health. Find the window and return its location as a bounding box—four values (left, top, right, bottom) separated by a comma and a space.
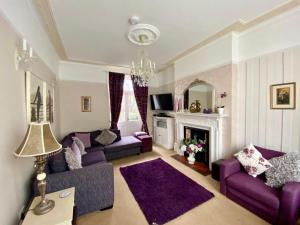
118, 76, 140, 122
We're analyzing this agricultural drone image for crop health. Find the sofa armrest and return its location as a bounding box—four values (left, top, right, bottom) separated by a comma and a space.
33, 162, 114, 215
220, 157, 241, 195
279, 182, 300, 225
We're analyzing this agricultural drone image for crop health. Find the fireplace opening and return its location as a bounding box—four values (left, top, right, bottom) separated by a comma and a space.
184, 126, 209, 167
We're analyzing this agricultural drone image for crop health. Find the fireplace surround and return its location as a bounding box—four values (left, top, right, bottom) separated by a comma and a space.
175, 112, 229, 169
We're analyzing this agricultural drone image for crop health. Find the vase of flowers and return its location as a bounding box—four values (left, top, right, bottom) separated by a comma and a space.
217, 92, 227, 115
187, 152, 196, 164
180, 137, 205, 164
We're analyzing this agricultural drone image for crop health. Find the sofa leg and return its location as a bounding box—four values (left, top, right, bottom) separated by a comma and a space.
100, 205, 113, 211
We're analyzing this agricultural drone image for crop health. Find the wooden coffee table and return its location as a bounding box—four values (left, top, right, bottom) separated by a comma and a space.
172, 154, 210, 176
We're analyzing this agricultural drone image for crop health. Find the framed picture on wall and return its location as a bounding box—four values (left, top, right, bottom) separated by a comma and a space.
26, 71, 44, 123
46, 83, 54, 123
81, 96, 91, 112
270, 82, 296, 109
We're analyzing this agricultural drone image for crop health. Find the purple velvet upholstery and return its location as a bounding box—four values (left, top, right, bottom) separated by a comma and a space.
254, 145, 285, 159
221, 146, 300, 225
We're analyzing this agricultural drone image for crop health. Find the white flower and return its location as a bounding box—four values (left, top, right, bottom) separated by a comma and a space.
189, 144, 197, 152
180, 145, 187, 152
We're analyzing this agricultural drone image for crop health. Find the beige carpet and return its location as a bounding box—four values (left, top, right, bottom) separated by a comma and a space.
77, 145, 269, 225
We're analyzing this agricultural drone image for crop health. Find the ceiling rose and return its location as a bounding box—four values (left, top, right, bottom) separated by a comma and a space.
128, 23, 160, 46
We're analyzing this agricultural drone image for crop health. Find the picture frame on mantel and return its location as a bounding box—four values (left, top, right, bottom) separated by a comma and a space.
270, 82, 296, 109
81, 96, 91, 112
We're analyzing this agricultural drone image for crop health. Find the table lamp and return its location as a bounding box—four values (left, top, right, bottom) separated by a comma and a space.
15, 122, 62, 215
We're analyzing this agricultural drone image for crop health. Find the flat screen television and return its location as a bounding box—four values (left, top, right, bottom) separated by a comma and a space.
150, 93, 173, 111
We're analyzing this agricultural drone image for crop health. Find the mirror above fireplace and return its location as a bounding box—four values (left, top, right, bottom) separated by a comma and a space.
183, 80, 215, 112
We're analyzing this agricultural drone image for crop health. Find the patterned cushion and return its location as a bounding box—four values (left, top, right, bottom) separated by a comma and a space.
234, 144, 272, 177
265, 152, 300, 188
65, 147, 82, 170
75, 133, 91, 148
72, 137, 87, 155
95, 129, 117, 145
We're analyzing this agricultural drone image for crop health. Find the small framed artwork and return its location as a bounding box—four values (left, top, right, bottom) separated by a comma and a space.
81, 96, 91, 112
270, 82, 296, 109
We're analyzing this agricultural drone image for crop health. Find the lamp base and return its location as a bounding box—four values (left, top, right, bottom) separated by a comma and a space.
33, 199, 55, 215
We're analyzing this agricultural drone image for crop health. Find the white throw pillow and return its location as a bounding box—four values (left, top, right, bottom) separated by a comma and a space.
64, 146, 82, 170
72, 137, 87, 155
234, 144, 272, 177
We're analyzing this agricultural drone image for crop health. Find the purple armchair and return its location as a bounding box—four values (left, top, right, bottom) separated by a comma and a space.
220, 146, 300, 225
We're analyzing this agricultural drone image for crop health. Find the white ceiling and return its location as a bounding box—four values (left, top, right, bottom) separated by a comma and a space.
49, 0, 288, 67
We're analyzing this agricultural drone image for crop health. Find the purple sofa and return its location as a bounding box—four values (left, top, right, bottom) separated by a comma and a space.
61, 129, 142, 161
220, 146, 300, 225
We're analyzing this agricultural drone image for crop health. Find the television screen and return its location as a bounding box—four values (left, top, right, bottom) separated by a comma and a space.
150, 93, 173, 110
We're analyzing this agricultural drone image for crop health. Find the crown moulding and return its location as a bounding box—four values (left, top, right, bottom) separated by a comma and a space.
33, 0, 300, 71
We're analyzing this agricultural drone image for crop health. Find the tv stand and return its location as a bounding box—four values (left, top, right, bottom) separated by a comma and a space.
153, 116, 174, 149
153, 113, 169, 117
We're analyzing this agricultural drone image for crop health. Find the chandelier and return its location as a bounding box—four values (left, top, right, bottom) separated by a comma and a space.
128, 16, 160, 87
130, 42, 156, 87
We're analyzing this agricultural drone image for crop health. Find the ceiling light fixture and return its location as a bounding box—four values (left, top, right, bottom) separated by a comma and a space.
128, 16, 160, 87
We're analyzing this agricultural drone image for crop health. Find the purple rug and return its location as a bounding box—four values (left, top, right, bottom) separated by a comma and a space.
120, 158, 214, 225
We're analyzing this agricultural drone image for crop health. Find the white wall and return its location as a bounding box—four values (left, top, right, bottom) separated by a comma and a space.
0, 14, 59, 225
239, 7, 300, 61
173, 7, 300, 81
59, 61, 107, 83
0, 0, 60, 74
237, 46, 300, 152
174, 33, 235, 80
58, 61, 143, 137
149, 65, 175, 87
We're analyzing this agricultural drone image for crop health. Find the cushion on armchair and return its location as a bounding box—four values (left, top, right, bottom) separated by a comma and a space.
234, 144, 272, 177
265, 152, 300, 188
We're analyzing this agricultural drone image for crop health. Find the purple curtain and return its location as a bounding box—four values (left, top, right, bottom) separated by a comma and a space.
109, 72, 125, 129
131, 76, 149, 134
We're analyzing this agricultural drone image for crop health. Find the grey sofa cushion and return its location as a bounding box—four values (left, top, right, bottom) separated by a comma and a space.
95, 129, 117, 145
48, 149, 68, 173
104, 136, 142, 153
265, 152, 300, 188
85, 145, 105, 153
82, 150, 107, 167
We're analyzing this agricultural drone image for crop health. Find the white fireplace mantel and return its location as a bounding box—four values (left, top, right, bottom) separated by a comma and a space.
174, 112, 229, 169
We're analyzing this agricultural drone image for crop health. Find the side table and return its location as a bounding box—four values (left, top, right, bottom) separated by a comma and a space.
22, 187, 76, 225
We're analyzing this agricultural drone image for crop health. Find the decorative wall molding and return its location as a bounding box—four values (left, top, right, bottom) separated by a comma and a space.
33, 0, 67, 60
33, 0, 300, 69
236, 46, 300, 153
